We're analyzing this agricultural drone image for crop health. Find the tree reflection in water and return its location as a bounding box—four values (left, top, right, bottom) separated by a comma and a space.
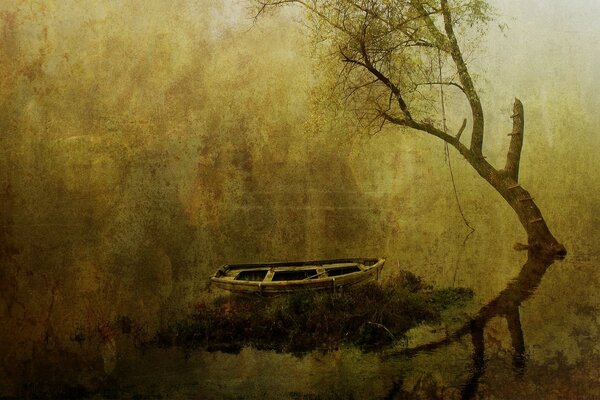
387, 250, 562, 400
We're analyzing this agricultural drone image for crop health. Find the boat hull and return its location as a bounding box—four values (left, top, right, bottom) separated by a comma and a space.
210, 258, 385, 295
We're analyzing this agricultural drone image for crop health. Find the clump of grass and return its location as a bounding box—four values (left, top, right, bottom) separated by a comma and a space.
157, 271, 472, 355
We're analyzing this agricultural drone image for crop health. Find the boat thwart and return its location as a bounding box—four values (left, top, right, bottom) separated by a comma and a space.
210, 258, 385, 295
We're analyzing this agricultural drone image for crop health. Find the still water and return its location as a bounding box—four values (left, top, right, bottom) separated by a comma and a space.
96, 253, 597, 400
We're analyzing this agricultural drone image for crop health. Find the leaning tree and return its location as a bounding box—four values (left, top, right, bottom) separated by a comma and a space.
254, 0, 566, 258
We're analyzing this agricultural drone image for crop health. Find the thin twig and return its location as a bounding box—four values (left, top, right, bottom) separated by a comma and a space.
367, 321, 396, 340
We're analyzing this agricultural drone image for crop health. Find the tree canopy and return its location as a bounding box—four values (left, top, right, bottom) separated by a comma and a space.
255, 0, 494, 154
254, 0, 566, 257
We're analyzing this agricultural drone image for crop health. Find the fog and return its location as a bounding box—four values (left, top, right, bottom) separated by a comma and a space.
0, 0, 598, 397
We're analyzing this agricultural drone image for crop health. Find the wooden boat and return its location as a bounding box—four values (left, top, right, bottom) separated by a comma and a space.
211, 258, 385, 295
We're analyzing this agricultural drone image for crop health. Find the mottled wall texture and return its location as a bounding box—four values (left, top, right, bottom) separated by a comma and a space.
0, 0, 599, 398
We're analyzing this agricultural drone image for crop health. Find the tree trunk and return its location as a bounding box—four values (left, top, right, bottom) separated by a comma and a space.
402, 100, 566, 257
454, 142, 566, 258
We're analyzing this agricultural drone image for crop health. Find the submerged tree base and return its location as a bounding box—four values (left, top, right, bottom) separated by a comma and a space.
154, 272, 473, 355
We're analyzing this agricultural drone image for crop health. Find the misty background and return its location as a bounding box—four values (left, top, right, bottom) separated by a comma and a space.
0, 0, 599, 396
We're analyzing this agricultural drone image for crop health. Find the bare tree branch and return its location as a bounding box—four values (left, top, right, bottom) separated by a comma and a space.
380, 110, 461, 147
357, 36, 413, 120
456, 118, 467, 140
439, 0, 485, 155
409, 0, 450, 49
504, 98, 524, 181
416, 80, 467, 95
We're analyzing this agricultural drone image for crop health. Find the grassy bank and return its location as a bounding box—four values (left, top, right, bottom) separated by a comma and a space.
153, 272, 473, 355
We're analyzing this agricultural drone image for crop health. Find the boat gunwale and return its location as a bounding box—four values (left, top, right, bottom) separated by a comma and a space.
211, 258, 385, 287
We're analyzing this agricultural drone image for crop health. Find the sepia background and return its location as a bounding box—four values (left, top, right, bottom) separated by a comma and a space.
0, 0, 599, 398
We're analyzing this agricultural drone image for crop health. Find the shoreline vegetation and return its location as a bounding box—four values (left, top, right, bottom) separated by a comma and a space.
151, 271, 473, 355
27, 272, 472, 398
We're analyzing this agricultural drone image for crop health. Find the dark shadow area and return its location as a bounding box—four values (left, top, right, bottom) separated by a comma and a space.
149, 272, 473, 356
